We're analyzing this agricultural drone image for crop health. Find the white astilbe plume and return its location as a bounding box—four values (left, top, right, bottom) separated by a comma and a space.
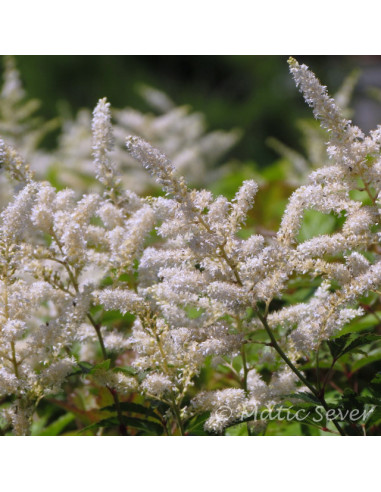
288, 57, 351, 143
191, 367, 300, 433
126, 135, 189, 201
229, 179, 258, 230
92, 97, 119, 189
0, 186, 77, 434
268, 68, 361, 185
94, 288, 144, 315
0, 139, 34, 184
55, 84, 239, 194
289, 57, 381, 175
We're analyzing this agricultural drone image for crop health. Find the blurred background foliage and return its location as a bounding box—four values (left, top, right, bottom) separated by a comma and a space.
6, 55, 381, 166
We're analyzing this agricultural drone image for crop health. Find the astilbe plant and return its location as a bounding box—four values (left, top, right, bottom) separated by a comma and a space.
0, 58, 381, 436
267, 67, 361, 185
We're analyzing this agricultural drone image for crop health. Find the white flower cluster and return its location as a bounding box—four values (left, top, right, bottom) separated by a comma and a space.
0, 57, 380, 435
54, 82, 240, 193
268, 67, 360, 184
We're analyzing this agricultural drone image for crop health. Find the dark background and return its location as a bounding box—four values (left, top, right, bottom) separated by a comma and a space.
6, 55, 381, 167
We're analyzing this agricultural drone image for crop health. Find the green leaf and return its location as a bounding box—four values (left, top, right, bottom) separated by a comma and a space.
284, 392, 321, 405
100, 402, 161, 422
71, 359, 115, 376
185, 412, 211, 436
90, 359, 111, 373
300, 423, 320, 436
339, 334, 380, 358
123, 417, 163, 435
327, 334, 352, 359
79, 415, 163, 435
298, 210, 337, 243
39, 412, 75, 436
79, 417, 120, 433
30, 407, 55, 436
113, 366, 137, 376
327, 333, 380, 360
352, 352, 381, 372
370, 373, 381, 397
365, 406, 381, 427
357, 395, 381, 406
225, 422, 249, 436
68, 361, 93, 376
339, 314, 380, 335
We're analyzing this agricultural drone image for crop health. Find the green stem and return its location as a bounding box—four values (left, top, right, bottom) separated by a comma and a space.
107, 387, 127, 436
316, 344, 321, 392
241, 345, 249, 394
10, 341, 19, 378
256, 310, 346, 436
87, 313, 108, 360
257, 311, 317, 394
86, 312, 128, 435
171, 399, 185, 436
321, 357, 337, 394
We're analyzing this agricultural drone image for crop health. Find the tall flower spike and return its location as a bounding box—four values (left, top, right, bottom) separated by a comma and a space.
0, 139, 33, 183
1, 56, 25, 101
0, 182, 37, 243
229, 179, 258, 230
92, 97, 118, 188
289, 58, 381, 179
126, 136, 188, 199
288, 57, 350, 141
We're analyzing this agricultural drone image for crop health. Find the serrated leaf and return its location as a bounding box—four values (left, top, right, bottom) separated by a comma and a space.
327, 334, 352, 359
370, 373, 381, 397
123, 417, 163, 435
327, 333, 380, 361
79, 415, 163, 435
149, 399, 170, 415
100, 402, 161, 422
364, 406, 381, 427
339, 334, 380, 358
300, 423, 321, 436
357, 395, 381, 406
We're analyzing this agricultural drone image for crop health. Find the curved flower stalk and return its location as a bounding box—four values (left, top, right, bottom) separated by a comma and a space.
268, 67, 361, 185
